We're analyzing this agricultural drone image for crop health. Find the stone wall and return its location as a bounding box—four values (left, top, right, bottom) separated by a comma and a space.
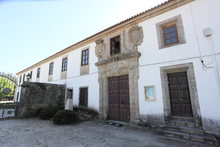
203, 118, 220, 137
139, 114, 164, 128
18, 82, 65, 117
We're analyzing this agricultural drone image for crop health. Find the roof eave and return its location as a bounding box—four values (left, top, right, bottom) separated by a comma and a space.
16, 0, 195, 75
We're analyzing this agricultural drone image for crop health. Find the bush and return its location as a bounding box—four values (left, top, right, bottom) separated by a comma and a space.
39, 105, 59, 120
73, 106, 98, 116
22, 107, 42, 118
53, 110, 79, 125
36, 107, 43, 116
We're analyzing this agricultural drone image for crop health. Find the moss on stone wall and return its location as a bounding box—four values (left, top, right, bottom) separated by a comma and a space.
18, 82, 65, 118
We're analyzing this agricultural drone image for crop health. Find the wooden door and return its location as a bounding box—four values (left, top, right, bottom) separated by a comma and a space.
79, 88, 88, 107
108, 75, 130, 122
168, 72, 193, 117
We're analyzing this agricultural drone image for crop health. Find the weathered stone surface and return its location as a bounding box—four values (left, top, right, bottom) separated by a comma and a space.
203, 118, 220, 137
128, 25, 144, 50
139, 114, 164, 128
61, 71, 67, 79
18, 82, 65, 117
95, 39, 106, 60
80, 64, 89, 75
95, 25, 143, 125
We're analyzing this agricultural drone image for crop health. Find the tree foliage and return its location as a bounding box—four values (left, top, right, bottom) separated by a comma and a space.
0, 72, 17, 99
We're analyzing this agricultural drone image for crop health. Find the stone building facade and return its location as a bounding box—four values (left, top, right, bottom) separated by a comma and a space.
16, 0, 220, 137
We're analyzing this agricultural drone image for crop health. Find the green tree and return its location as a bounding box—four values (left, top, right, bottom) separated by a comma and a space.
0, 73, 17, 99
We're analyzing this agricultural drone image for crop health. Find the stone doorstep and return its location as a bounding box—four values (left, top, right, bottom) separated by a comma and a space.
106, 120, 129, 127
156, 128, 219, 146
170, 116, 194, 122
105, 120, 219, 145
166, 119, 195, 128
165, 125, 204, 135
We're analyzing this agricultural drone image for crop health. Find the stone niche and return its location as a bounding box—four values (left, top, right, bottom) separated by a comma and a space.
95, 25, 144, 125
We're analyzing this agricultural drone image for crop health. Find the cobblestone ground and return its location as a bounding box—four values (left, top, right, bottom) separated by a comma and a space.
0, 119, 216, 147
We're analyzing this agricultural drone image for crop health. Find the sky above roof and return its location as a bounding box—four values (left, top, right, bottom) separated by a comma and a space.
0, 0, 167, 74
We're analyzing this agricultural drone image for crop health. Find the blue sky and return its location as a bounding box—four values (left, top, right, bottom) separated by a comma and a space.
0, 0, 166, 74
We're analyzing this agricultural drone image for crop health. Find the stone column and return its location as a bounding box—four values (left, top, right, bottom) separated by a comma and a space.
128, 61, 140, 125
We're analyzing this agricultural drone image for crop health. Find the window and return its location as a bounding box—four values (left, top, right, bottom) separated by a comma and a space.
163, 24, 179, 46
110, 35, 121, 55
26, 71, 32, 81
37, 68, 40, 78
67, 89, 73, 99
49, 62, 54, 75
23, 74, 25, 82
79, 87, 88, 107
16, 92, 19, 101
81, 49, 89, 66
30, 71, 32, 79
7, 111, 12, 114
156, 15, 186, 49
19, 76, 22, 85
62, 57, 68, 72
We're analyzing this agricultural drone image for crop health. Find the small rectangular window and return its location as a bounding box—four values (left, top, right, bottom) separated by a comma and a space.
163, 24, 179, 46
19, 76, 22, 85
49, 62, 54, 75
23, 74, 25, 82
37, 68, 40, 78
79, 87, 88, 107
30, 71, 32, 79
67, 89, 73, 99
156, 15, 185, 49
110, 35, 121, 55
62, 58, 68, 72
81, 49, 89, 66
7, 111, 12, 114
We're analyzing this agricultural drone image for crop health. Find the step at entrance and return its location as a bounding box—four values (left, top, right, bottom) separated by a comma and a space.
165, 125, 204, 135
166, 116, 195, 128
166, 119, 195, 128
156, 117, 219, 145
170, 116, 194, 121
106, 120, 128, 127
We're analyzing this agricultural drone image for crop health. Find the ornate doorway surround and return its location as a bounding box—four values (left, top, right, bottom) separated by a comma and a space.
160, 63, 202, 128
95, 25, 143, 124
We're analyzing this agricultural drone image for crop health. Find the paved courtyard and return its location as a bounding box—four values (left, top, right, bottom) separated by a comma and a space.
0, 119, 216, 147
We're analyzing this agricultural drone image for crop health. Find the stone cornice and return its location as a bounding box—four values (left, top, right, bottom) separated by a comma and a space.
95, 52, 141, 66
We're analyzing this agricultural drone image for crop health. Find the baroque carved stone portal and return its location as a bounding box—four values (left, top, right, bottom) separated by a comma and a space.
95, 25, 144, 125
95, 25, 143, 62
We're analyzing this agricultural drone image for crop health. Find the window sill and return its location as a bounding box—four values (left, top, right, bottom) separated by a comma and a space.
159, 41, 186, 49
